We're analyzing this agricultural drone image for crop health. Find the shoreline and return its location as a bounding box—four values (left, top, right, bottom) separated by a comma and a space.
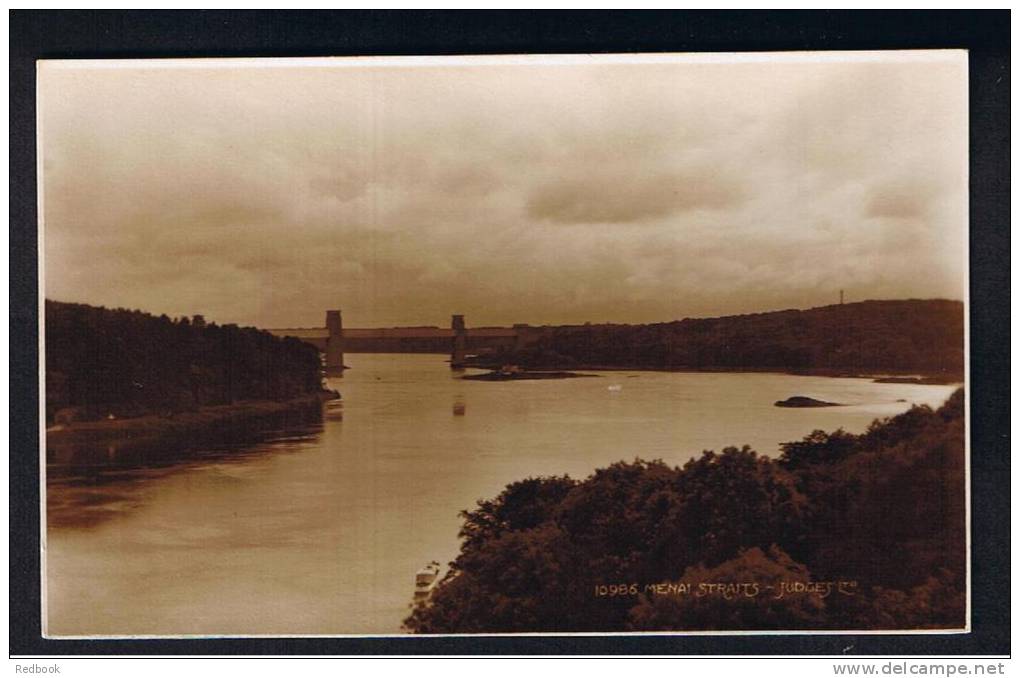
46, 391, 339, 453
460, 362, 963, 383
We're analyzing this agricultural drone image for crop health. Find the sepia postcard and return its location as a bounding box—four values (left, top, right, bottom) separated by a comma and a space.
38, 51, 969, 638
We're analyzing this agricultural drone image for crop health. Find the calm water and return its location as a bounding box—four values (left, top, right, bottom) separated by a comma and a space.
45, 353, 959, 636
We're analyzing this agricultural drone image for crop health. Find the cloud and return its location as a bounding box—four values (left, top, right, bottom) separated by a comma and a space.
526, 169, 745, 225
866, 190, 927, 221
863, 173, 948, 222
39, 54, 967, 328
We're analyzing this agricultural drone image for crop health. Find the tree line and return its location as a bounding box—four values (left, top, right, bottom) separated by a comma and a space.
46, 300, 323, 423
484, 299, 963, 375
404, 388, 966, 632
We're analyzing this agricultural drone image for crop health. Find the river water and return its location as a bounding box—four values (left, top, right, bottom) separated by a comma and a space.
45, 353, 959, 636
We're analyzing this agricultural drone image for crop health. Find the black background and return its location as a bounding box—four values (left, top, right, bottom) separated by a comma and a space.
9, 10, 1010, 656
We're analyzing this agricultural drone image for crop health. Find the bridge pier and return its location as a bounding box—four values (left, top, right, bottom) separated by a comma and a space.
325, 309, 344, 375
451, 314, 466, 368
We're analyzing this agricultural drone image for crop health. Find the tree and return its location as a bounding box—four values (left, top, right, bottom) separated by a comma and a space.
45, 300, 323, 421
627, 546, 826, 631
405, 389, 966, 633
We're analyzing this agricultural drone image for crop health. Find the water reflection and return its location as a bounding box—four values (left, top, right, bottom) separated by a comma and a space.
45, 354, 960, 636
47, 403, 326, 529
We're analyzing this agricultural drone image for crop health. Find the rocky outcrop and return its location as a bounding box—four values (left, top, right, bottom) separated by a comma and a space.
774, 396, 842, 408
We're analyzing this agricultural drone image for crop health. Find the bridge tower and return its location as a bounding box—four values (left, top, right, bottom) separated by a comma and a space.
451, 314, 467, 368
325, 309, 344, 375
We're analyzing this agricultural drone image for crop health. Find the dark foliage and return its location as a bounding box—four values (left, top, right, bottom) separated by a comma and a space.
488, 299, 963, 375
627, 546, 827, 631
405, 389, 966, 632
778, 389, 966, 595
45, 300, 323, 422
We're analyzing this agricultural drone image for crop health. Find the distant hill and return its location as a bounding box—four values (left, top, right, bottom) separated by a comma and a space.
45, 300, 323, 423
484, 299, 964, 375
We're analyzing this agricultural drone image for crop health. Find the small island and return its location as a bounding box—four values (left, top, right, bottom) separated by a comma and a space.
462, 364, 599, 381
774, 395, 842, 408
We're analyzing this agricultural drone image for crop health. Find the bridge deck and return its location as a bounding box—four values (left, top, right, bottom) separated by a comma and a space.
268, 326, 520, 339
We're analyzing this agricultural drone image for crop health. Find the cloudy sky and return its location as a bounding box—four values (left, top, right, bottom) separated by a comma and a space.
40, 52, 967, 329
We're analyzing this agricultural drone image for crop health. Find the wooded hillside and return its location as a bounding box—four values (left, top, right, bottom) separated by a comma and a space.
46, 300, 323, 422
